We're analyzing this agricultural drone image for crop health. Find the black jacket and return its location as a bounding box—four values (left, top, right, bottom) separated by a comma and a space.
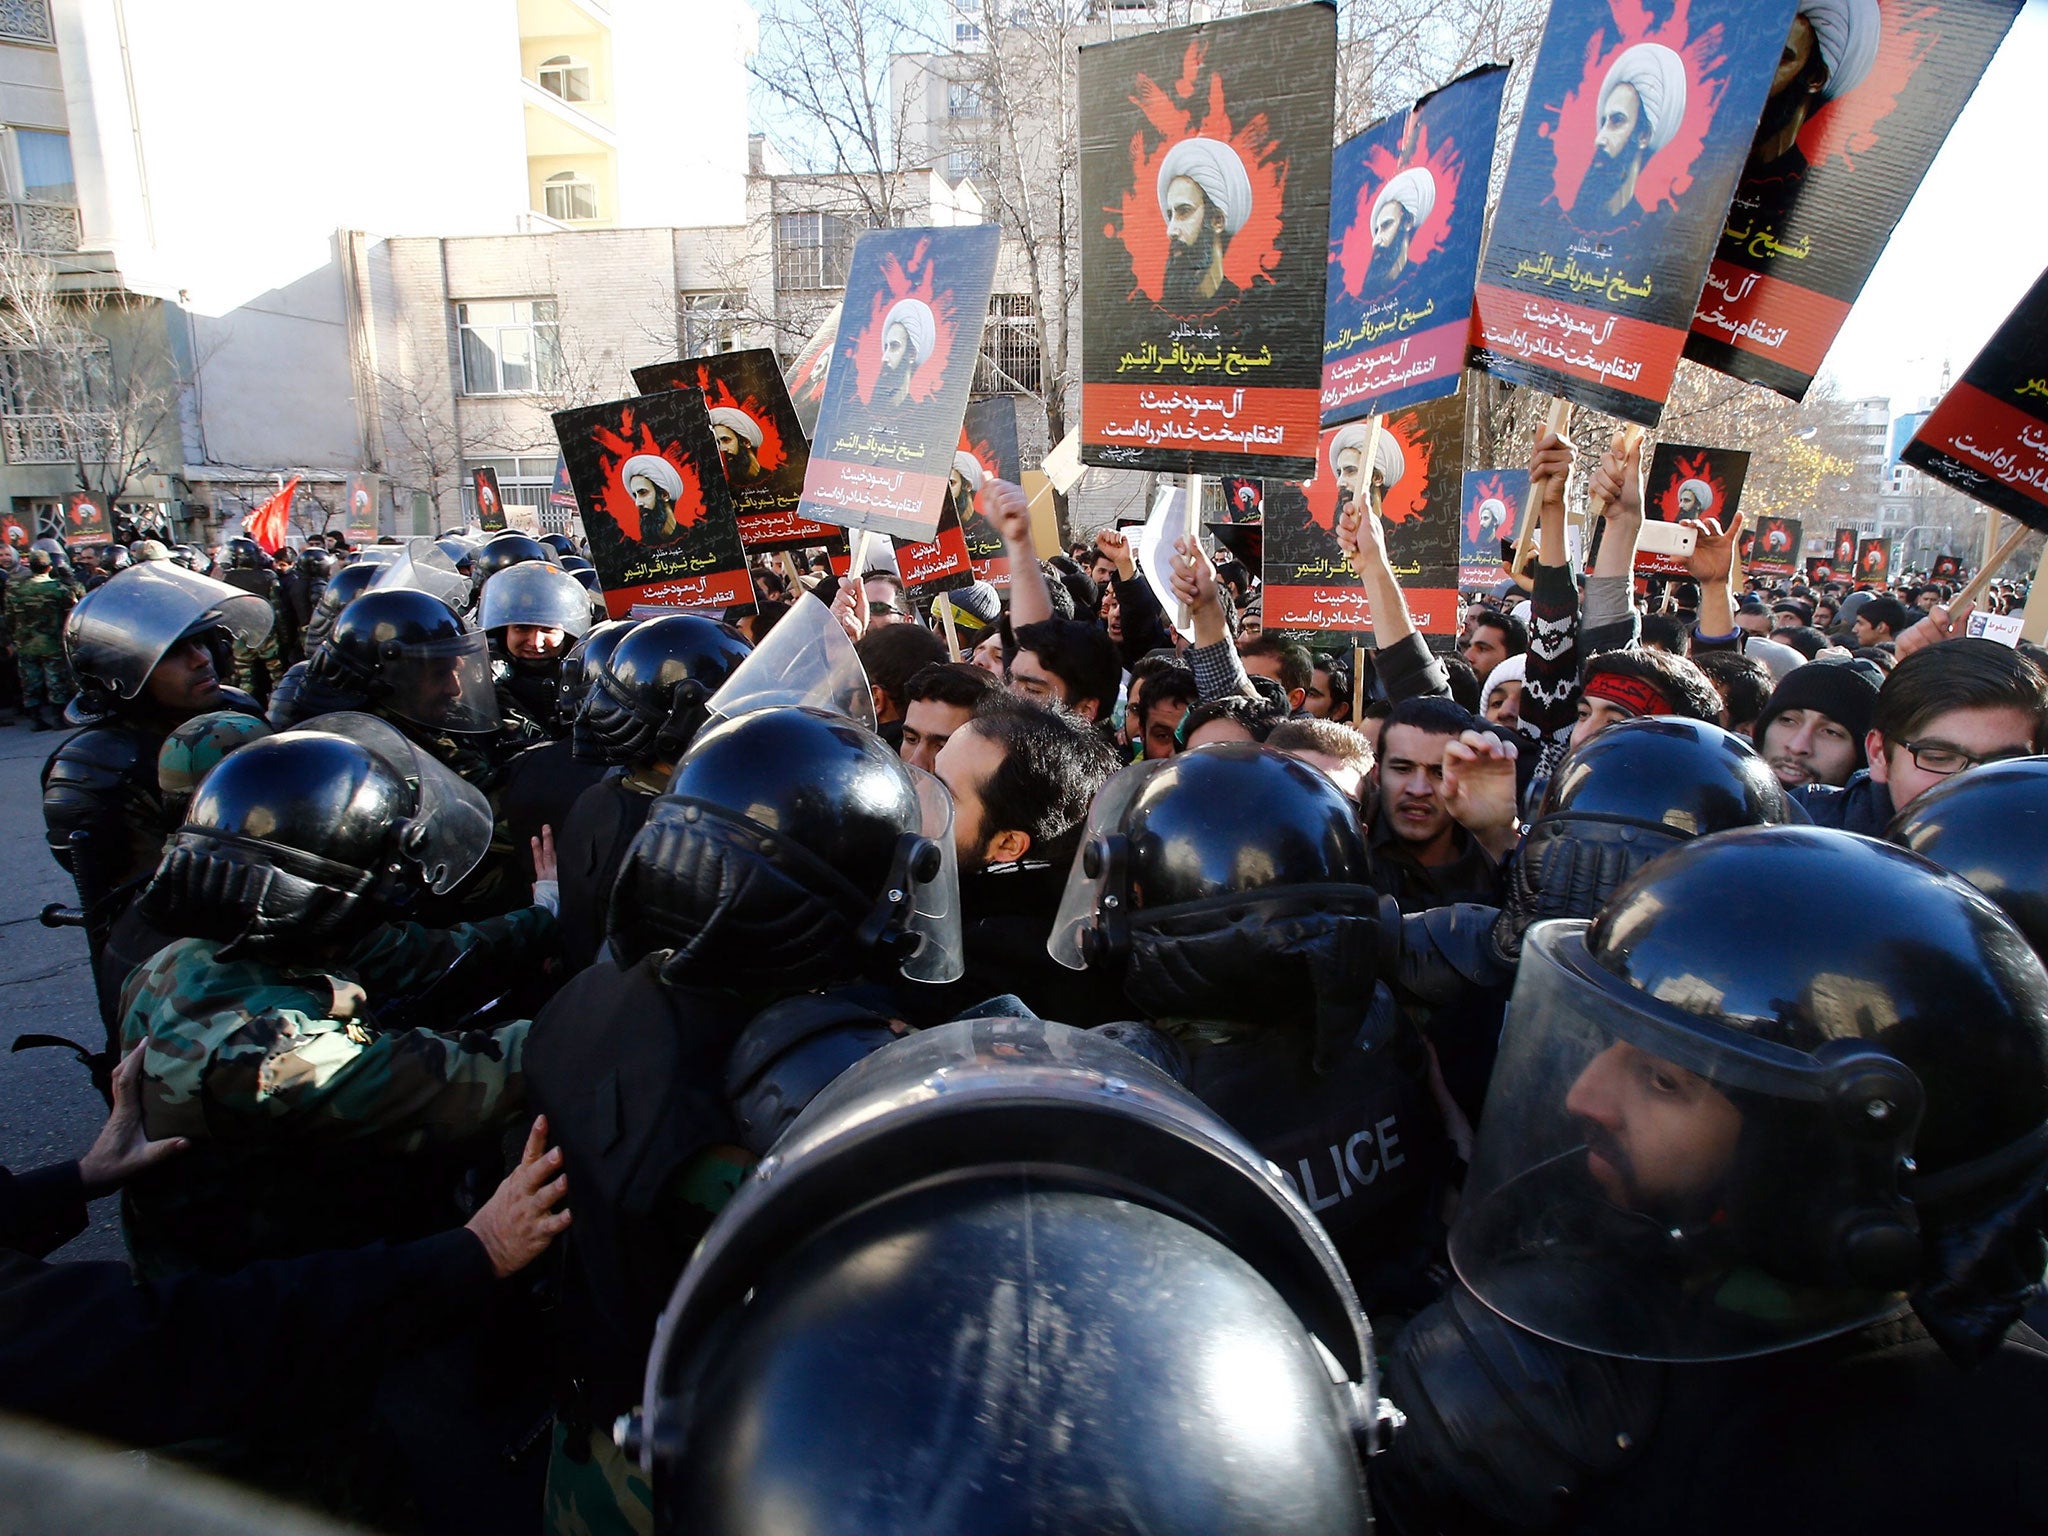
904, 859, 1128, 1028
1791, 768, 1895, 836
0, 1159, 496, 1447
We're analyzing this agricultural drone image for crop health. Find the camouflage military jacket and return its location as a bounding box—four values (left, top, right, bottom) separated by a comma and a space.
8, 572, 73, 657
117, 906, 552, 1275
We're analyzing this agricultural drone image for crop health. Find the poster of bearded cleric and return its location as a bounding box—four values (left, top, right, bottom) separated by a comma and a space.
1742, 513, 1803, 578
1472, 0, 1798, 425
631, 347, 840, 552
1079, 3, 1336, 480
1901, 265, 2048, 534
794, 226, 1000, 542
1459, 469, 1529, 589
1262, 395, 1465, 638
1856, 534, 1893, 583
956, 395, 1024, 587
1635, 442, 1751, 575
552, 389, 753, 619
1688, 0, 2023, 399
1323, 64, 1509, 424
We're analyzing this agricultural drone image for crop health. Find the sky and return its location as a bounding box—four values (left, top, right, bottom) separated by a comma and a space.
1815, 0, 2048, 419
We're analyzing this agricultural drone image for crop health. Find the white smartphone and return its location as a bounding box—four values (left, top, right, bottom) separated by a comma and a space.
1636, 520, 1698, 559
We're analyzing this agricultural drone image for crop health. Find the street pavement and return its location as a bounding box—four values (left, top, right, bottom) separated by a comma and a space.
0, 714, 125, 1259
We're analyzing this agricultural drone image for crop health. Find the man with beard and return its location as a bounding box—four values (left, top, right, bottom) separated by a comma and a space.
1367, 167, 1436, 288
707, 406, 767, 485
878, 297, 935, 408
1737, 0, 1881, 227
1571, 42, 1687, 225
1475, 494, 1509, 545
619, 453, 688, 547
1156, 135, 1253, 310
926, 692, 1124, 1023
1676, 476, 1714, 521
1332, 415, 1407, 513
1752, 657, 1879, 790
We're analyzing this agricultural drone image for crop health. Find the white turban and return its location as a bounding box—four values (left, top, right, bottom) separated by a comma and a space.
1598, 43, 1688, 154
1479, 496, 1508, 527
1678, 477, 1715, 513
952, 451, 985, 488
883, 298, 935, 364
620, 454, 683, 502
1330, 421, 1406, 489
707, 406, 763, 449
1801, 0, 1880, 101
1372, 167, 1437, 230
1156, 137, 1254, 236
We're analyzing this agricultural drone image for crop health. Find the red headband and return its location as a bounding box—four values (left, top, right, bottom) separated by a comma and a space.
1583, 670, 1669, 718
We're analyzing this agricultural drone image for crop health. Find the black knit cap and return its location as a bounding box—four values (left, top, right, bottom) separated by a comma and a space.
1754, 660, 1883, 768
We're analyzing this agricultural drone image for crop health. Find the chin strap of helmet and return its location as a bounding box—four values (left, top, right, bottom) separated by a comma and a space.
1494, 817, 1686, 964
139, 831, 402, 959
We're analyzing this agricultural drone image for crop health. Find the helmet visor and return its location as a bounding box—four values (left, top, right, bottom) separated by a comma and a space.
476, 561, 595, 639
896, 767, 964, 983
1046, 758, 1174, 970
379, 629, 501, 736
297, 711, 494, 892
704, 592, 876, 731
65, 562, 275, 699
1448, 920, 1913, 1362
369, 541, 473, 611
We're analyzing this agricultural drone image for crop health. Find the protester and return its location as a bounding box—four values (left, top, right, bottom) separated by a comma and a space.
1369, 696, 1510, 911
1752, 657, 1882, 788
897, 658, 997, 773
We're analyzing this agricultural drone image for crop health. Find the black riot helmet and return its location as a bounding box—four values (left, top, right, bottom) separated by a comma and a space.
296, 548, 335, 582
540, 532, 578, 559
629, 1018, 1379, 1536
312, 587, 499, 736
1497, 717, 1798, 960
225, 536, 267, 571
63, 562, 274, 719
1452, 826, 2048, 1368
559, 553, 593, 572
475, 560, 595, 642
1050, 744, 1383, 1059
576, 614, 751, 766
1051, 743, 1373, 969
471, 531, 550, 586
611, 705, 960, 991
102, 544, 130, 572
137, 714, 493, 957
559, 618, 635, 728
1887, 756, 2048, 958
301, 559, 381, 655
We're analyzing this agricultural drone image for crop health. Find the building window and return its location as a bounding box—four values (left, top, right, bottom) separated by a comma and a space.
538, 55, 593, 104
457, 299, 562, 395
680, 291, 745, 356
975, 293, 1043, 396
953, 19, 982, 46
946, 147, 989, 182
946, 82, 984, 119
775, 212, 857, 292
12, 129, 71, 203
543, 171, 598, 223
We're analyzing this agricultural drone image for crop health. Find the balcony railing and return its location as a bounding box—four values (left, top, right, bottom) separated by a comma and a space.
2, 412, 115, 465
0, 201, 80, 254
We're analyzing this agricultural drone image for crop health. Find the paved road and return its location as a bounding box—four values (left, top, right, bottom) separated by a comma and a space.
0, 716, 125, 1259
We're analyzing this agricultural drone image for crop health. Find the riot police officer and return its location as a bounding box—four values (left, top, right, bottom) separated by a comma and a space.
41, 562, 271, 1017
1050, 742, 1448, 1312
476, 560, 595, 736
625, 1016, 1382, 1536
1374, 827, 2048, 1535
283, 586, 511, 776
525, 699, 959, 1535
553, 612, 750, 969
293, 555, 378, 660
219, 537, 286, 704
121, 714, 547, 1277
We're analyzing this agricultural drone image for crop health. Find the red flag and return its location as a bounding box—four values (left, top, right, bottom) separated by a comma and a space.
246, 476, 299, 554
